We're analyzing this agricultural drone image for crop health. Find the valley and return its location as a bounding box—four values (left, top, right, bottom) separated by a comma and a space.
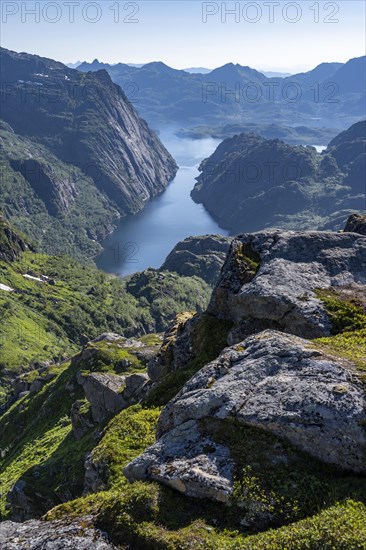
0, 40, 365, 550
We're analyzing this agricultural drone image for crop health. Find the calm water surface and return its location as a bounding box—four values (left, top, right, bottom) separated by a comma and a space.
96, 131, 228, 275
96, 134, 328, 276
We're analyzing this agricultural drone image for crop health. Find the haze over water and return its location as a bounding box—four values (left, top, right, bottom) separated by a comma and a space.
96, 131, 228, 275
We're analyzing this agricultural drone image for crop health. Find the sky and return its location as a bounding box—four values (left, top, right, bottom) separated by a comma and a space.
1, 1, 365, 72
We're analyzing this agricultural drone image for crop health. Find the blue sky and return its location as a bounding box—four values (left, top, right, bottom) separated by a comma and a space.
1, 1, 365, 72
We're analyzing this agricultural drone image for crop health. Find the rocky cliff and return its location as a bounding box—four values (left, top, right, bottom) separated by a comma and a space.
0, 48, 177, 260
191, 121, 366, 233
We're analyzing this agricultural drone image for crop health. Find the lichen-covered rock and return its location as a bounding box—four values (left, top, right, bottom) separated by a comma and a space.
125, 330, 366, 502
70, 400, 94, 440
124, 419, 234, 503
0, 517, 116, 549
76, 372, 126, 423
148, 313, 197, 382
209, 230, 366, 341
344, 213, 366, 235
76, 370, 149, 426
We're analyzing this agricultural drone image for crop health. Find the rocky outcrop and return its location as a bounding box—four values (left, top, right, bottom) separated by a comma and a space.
148, 313, 197, 382
344, 213, 366, 235
124, 419, 234, 503
9, 158, 77, 217
11, 366, 55, 399
124, 330, 366, 501
208, 230, 366, 342
0, 517, 116, 549
191, 122, 365, 233
0, 214, 33, 262
6, 479, 62, 523
74, 335, 151, 425
76, 372, 126, 424
70, 400, 94, 440
160, 235, 232, 286
76, 370, 148, 424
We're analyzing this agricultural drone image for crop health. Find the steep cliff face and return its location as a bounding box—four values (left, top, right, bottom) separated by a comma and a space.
0, 48, 178, 259
191, 121, 365, 233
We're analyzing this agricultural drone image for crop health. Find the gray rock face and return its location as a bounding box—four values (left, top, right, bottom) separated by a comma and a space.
344, 213, 366, 235
1, 48, 178, 220
0, 517, 116, 549
209, 230, 366, 341
76, 372, 126, 423
148, 313, 197, 382
161, 235, 232, 286
76, 370, 149, 425
70, 400, 94, 440
124, 419, 234, 503
125, 331, 366, 501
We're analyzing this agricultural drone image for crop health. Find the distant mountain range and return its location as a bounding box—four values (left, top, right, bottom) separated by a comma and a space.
76, 57, 366, 130
191, 120, 366, 233
67, 62, 291, 77
0, 48, 177, 261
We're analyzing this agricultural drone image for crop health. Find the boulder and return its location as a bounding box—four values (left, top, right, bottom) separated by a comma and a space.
344, 213, 366, 235
0, 517, 116, 549
76, 372, 126, 423
125, 330, 366, 502
123, 373, 149, 400
208, 230, 366, 341
124, 419, 234, 503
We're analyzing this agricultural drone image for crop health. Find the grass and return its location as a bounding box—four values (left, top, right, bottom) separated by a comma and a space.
45, 413, 366, 549
0, 333, 160, 520
0, 246, 210, 394
314, 287, 366, 381
145, 313, 232, 407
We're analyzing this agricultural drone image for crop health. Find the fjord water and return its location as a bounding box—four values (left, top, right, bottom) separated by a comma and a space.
96, 131, 228, 275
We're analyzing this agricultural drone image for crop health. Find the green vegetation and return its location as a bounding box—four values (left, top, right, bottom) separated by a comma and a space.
145, 313, 232, 406
316, 288, 366, 334
44, 412, 366, 549
233, 243, 261, 285
0, 124, 119, 263
0, 335, 157, 519
0, 246, 210, 395
315, 288, 366, 378
0, 358, 87, 518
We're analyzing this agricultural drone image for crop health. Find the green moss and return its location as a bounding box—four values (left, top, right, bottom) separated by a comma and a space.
315, 328, 366, 375
316, 287, 366, 334
79, 341, 147, 375
46, 414, 366, 549
87, 405, 161, 489
145, 314, 232, 407
0, 357, 93, 519
0, 245, 210, 392
233, 243, 261, 284
204, 418, 366, 530
314, 288, 366, 381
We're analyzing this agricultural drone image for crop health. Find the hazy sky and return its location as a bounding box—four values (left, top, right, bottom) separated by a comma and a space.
1, 1, 365, 72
